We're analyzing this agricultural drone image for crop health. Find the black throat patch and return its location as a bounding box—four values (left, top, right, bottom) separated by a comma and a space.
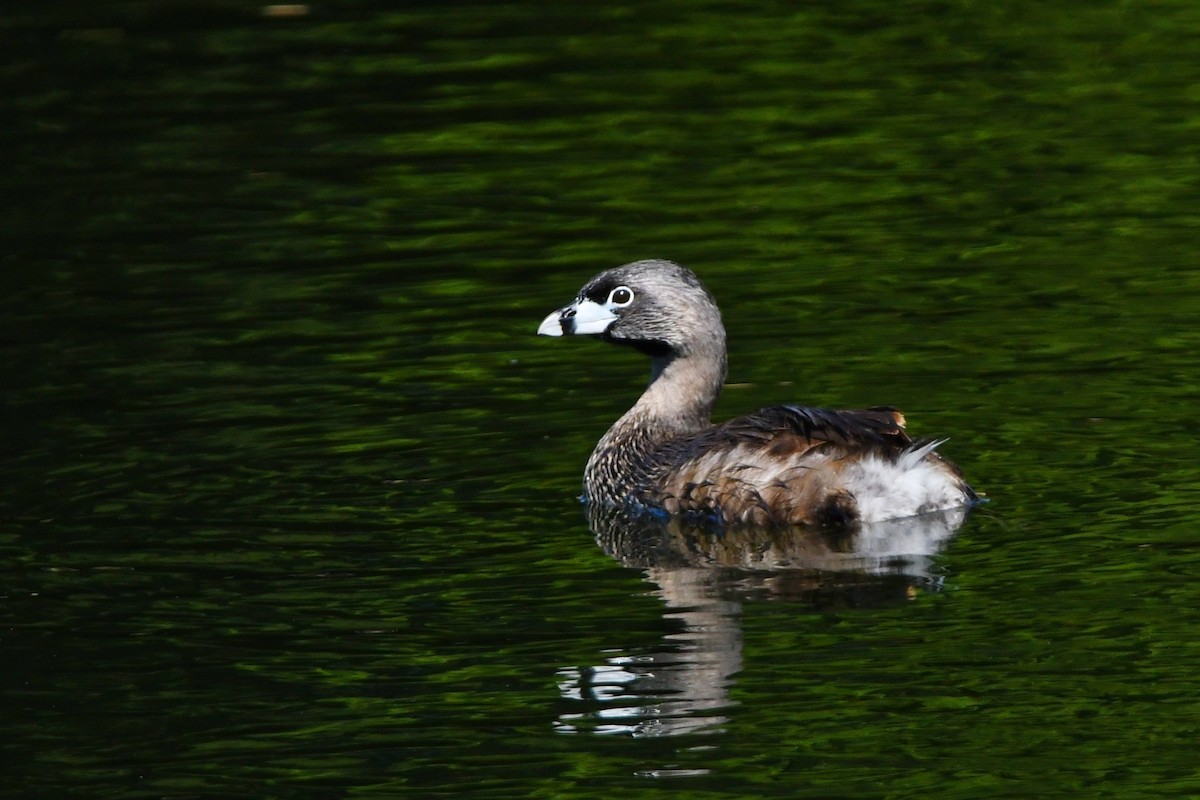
605, 334, 672, 358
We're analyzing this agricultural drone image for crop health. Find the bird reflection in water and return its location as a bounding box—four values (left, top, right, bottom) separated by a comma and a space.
554, 504, 969, 738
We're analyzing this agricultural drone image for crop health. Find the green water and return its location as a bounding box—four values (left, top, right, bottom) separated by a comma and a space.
4, 2, 1200, 797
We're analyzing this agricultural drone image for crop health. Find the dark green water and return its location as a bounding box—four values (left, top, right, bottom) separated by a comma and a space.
4, 2, 1200, 797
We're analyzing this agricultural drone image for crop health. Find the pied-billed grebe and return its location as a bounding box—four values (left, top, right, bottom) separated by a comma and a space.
537, 259, 977, 527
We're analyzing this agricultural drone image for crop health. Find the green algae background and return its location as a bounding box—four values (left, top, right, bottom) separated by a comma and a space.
3, 1, 1200, 797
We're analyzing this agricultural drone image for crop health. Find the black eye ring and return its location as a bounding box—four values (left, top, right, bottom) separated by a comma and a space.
609, 286, 634, 307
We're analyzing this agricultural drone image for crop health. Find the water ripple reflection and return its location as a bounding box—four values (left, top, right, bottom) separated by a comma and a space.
556, 505, 969, 737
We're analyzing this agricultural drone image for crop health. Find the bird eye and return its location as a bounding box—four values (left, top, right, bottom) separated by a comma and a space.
608, 286, 634, 307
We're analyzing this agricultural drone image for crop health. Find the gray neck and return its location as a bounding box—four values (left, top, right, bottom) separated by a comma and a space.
584, 334, 727, 506
639, 346, 727, 434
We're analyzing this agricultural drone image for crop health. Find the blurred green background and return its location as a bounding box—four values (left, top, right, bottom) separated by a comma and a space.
2, 2, 1199, 798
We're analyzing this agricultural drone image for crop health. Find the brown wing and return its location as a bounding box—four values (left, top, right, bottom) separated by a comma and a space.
644, 405, 916, 526
716, 404, 911, 451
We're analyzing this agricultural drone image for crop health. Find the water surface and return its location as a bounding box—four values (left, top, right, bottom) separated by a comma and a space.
3, 2, 1200, 797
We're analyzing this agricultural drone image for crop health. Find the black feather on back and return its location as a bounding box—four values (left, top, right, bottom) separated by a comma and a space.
641, 405, 914, 491
696, 404, 908, 451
